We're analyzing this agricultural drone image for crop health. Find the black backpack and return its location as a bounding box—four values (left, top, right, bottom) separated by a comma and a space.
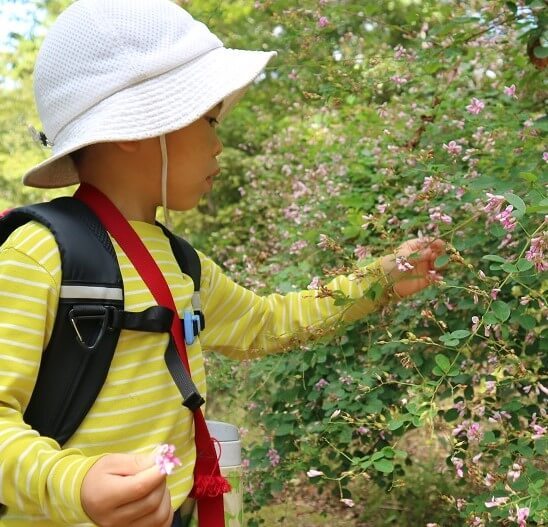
0, 197, 205, 445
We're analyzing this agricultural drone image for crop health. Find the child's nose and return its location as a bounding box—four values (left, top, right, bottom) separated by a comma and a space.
213, 135, 223, 157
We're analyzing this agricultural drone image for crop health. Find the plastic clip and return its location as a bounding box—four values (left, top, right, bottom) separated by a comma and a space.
182, 310, 202, 345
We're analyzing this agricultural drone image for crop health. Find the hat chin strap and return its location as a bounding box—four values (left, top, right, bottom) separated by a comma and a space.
159, 134, 171, 228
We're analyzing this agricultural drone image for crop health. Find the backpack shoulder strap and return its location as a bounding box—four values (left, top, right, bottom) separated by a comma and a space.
0, 197, 124, 444
158, 224, 204, 330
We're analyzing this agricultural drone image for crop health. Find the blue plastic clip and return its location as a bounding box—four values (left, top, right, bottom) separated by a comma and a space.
183, 310, 202, 345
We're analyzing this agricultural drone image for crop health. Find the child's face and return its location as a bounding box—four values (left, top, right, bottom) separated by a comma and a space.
163, 103, 223, 211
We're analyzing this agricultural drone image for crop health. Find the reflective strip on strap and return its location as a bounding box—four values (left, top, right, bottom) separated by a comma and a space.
60, 285, 123, 301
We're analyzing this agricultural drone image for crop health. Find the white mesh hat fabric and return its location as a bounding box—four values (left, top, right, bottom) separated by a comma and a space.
23, 0, 276, 188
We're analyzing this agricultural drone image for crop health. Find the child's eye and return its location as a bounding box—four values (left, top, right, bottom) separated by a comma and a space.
205, 116, 219, 128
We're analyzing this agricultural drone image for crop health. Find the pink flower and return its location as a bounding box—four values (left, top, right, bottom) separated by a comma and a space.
354, 245, 370, 260
288, 68, 298, 80
513, 507, 530, 527
507, 463, 522, 482
470, 517, 484, 527
471, 315, 480, 333
451, 457, 464, 478
543, 152, 548, 162
317, 234, 331, 249
426, 524, 439, 527
318, 16, 329, 28
466, 97, 485, 115
485, 496, 509, 508
503, 84, 517, 98
525, 236, 547, 272
495, 205, 517, 232
307, 468, 324, 478
443, 140, 463, 156
154, 444, 181, 475
289, 239, 308, 254
361, 214, 374, 229
357, 426, 369, 435
429, 206, 452, 224
340, 498, 355, 507
314, 378, 329, 390
307, 276, 321, 290
484, 473, 495, 487
467, 422, 483, 442
456, 498, 467, 511
396, 255, 414, 272
390, 75, 408, 86
267, 448, 280, 467
531, 423, 546, 439
490, 288, 501, 300
483, 192, 506, 214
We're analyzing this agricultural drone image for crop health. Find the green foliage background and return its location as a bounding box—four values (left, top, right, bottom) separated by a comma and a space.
1, 0, 546, 525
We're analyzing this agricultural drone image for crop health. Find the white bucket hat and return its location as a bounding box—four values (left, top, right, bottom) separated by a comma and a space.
23, 0, 276, 188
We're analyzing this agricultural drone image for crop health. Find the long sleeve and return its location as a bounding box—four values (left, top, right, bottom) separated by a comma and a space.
0, 226, 100, 525
199, 253, 392, 359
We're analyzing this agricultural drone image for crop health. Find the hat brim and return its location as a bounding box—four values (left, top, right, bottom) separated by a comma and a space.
23, 46, 276, 188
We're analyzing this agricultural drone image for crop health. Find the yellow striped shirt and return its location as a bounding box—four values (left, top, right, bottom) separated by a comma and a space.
0, 220, 389, 526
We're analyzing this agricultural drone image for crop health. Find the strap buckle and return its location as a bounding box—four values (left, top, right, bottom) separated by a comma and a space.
68, 305, 114, 351
183, 310, 203, 345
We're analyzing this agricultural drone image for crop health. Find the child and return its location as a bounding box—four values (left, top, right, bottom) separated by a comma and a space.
0, 1, 445, 526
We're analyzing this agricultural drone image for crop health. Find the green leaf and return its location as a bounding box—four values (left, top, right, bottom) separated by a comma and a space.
480, 431, 497, 445
451, 330, 470, 339
482, 254, 506, 263
505, 1, 517, 13
516, 258, 534, 272
504, 193, 526, 214
520, 172, 538, 183
483, 312, 499, 325
533, 45, 548, 59
435, 354, 451, 372
432, 366, 444, 376
373, 459, 395, 473
434, 254, 450, 268
388, 418, 407, 431
501, 262, 518, 273
516, 314, 536, 330
492, 301, 511, 322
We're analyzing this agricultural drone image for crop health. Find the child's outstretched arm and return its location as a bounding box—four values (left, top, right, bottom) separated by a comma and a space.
198, 239, 445, 359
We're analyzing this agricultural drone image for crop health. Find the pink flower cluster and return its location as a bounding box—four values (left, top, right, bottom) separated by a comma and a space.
267, 448, 280, 467
525, 235, 547, 272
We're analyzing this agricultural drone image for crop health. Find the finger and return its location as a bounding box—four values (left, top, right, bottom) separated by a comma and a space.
100, 453, 156, 477
119, 479, 173, 527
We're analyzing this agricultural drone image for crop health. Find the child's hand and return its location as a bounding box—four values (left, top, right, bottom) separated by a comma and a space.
380, 238, 446, 298
81, 453, 174, 527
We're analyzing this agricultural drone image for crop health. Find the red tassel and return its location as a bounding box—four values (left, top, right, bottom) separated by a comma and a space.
191, 475, 232, 499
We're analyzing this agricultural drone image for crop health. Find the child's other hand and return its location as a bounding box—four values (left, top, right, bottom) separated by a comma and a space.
81, 453, 174, 527
380, 238, 446, 298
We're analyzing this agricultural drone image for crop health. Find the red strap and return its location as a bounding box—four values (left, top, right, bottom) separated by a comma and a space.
74, 184, 228, 526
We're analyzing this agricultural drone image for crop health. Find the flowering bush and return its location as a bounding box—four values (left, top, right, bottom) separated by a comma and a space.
194, 1, 547, 525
